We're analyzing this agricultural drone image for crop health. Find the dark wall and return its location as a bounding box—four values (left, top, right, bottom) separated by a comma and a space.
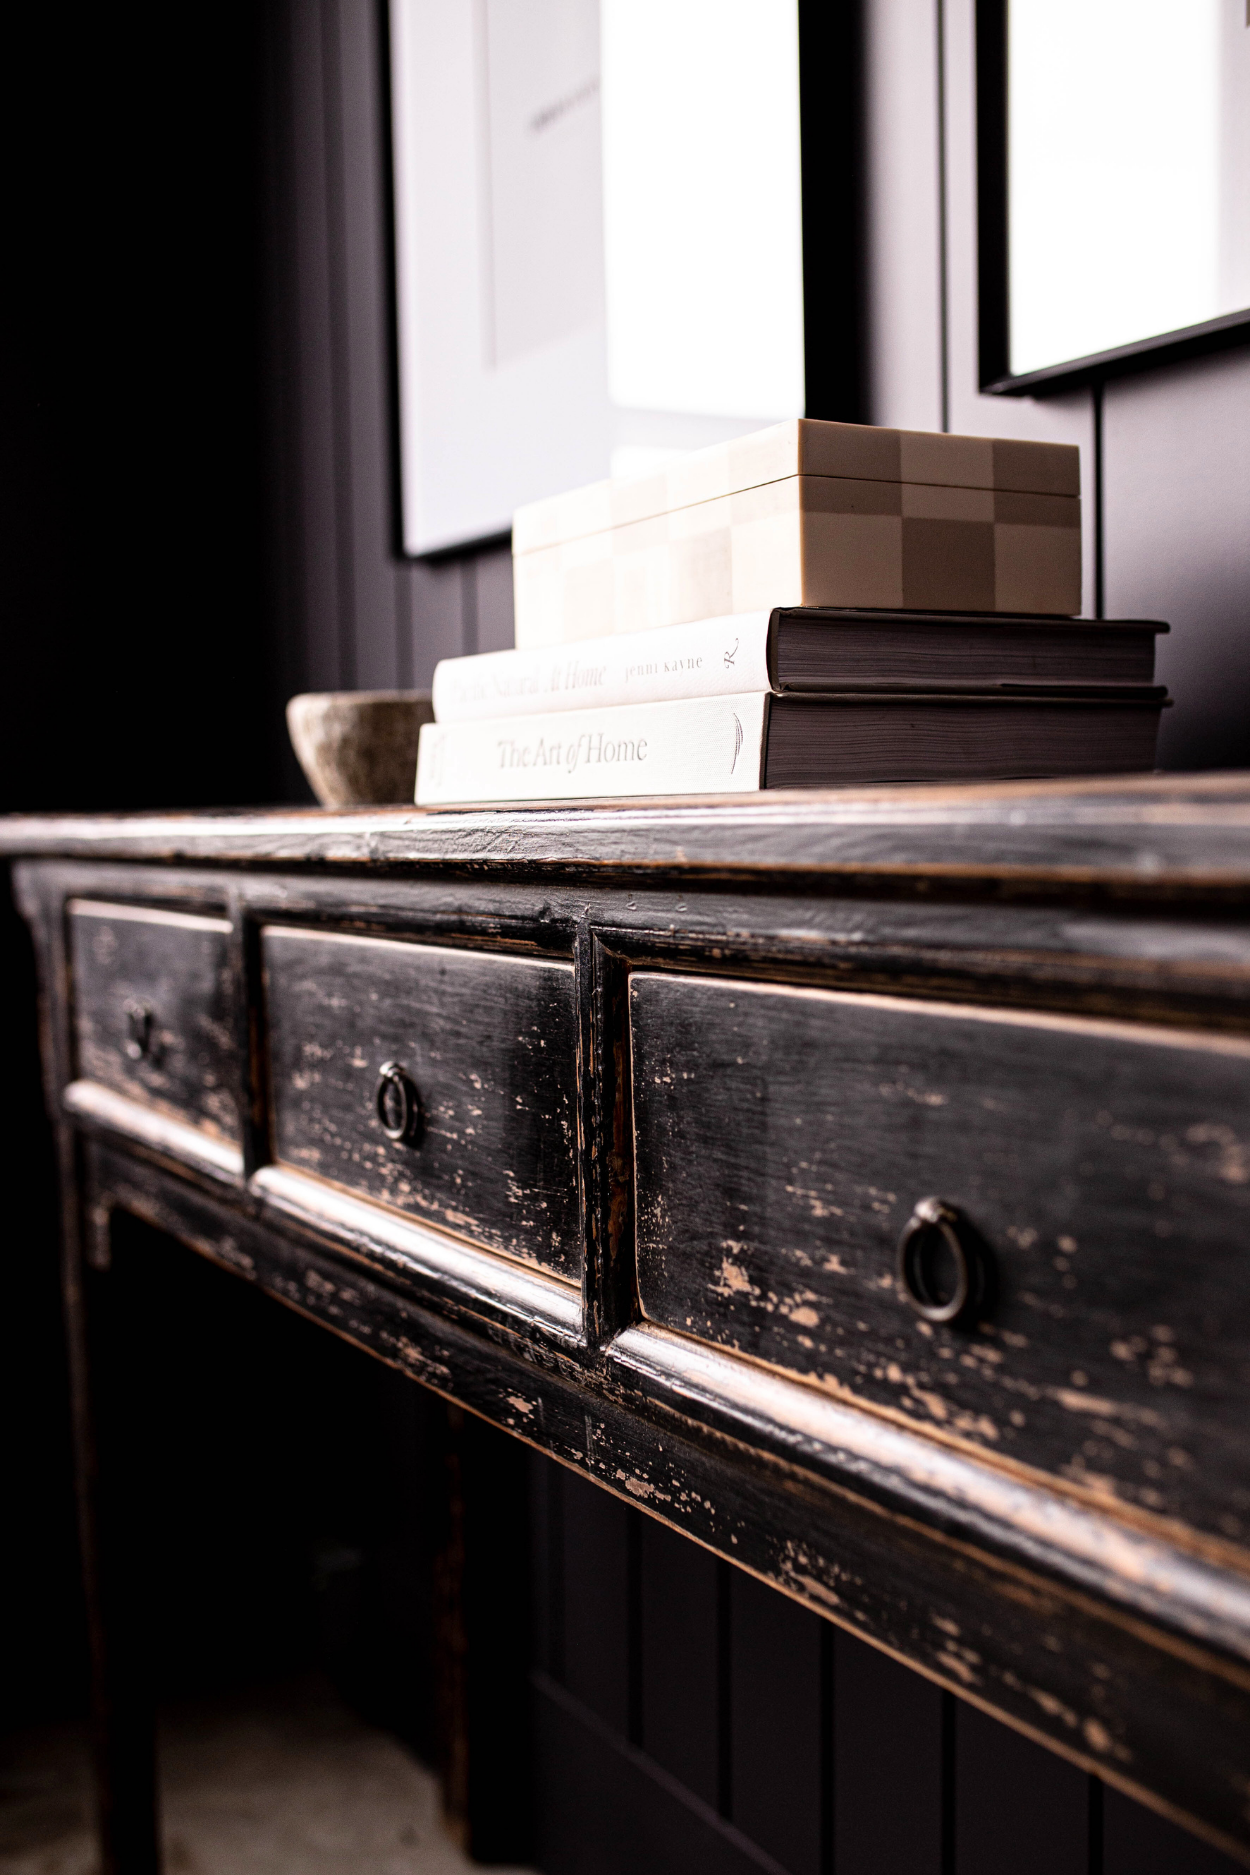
4, 1, 277, 820
529, 1460, 1239, 1875
0, 0, 509, 1739
1103, 349, 1250, 772
92, 1215, 446, 1737
3, 0, 283, 1731
3, 0, 509, 827
266, 0, 1250, 795
7, 0, 1247, 814
260, 0, 514, 803
862, 0, 1250, 771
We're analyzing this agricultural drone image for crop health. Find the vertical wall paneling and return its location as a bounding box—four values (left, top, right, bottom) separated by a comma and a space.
263, 0, 488, 769
287, 0, 347, 694
330, 0, 402, 689
935, 0, 949, 433
1102, 348, 1250, 772
458, 1411, 535, 1860
532, 1689, 783, 1875
940, 0, 1097, 617
717, 1560, 734, 1820
473, 546, 518, 655
460, 561, 479, 661
321, 0, 359, 689
530, 1462, 781, 1875
953, 1702, 1090, 1875
639, 1519, 720, 1809
409, 558, 472, 687
728, 1571, 825, 1875
560, 1471, 633, 1737
862, 0, 945, 432
260, 0, 314, 802
1102, 1784, 1245, 1875
1092, 381, 1105, 620
525, 1460, 1243, 1874
528, 1450, 560, 1683
393, 567, 415, 688
833, 1629, 945, 1875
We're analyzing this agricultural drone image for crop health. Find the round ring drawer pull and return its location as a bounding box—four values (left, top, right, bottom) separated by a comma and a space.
375, 1060, 420, 1145
123, 997, 154, 1061
897, 1197, 988, 1326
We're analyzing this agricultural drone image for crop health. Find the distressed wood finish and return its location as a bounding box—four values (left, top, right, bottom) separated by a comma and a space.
630, 973, 1250, 1543
8, 781, 1250, 1864
262, 927, 580, 1281
67, 1146, 1250, 1865
67, 898, 240, 1146
8, 771, 1250, 890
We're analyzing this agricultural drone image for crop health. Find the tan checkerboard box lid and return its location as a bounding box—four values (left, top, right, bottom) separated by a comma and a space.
512, 419, 1080, 556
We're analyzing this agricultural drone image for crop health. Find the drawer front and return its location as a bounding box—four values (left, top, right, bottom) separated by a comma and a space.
68, 900, 240, 1143
630, 972, 1250, 1538
263, 928, 580, 1281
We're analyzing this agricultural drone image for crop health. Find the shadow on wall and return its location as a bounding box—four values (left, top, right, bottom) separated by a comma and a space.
1104, 348, 1250, 773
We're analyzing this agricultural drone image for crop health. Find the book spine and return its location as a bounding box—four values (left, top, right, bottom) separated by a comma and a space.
416, 693, 770, 805
431, 613, 773, 722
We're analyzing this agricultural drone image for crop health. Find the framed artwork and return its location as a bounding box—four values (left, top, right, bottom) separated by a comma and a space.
389, 0, 810, 554
977, 0, 1250, 394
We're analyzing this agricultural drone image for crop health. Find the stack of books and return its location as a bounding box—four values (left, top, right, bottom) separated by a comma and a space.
415, 420, 1168, 805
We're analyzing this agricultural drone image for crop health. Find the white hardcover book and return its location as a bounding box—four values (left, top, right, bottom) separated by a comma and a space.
431, 613, 771, 723
415, 692, 770, 805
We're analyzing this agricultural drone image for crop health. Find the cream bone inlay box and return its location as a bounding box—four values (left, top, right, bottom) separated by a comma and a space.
7, 775, 1250, 1865
511, 419, 1082, 646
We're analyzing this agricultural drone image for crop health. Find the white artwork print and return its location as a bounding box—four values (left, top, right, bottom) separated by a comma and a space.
479, 0, 605, 369
390, 0, 805, 553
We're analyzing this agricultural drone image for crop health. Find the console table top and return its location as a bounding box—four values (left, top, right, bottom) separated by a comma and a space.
4, 770, 1250, 884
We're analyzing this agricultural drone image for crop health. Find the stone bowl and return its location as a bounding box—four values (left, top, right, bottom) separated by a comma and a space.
286, 691, 434, 807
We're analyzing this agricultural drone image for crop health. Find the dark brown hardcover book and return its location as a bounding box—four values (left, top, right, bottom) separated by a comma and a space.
768, 608, 1166, 692
762, 691, 1166, 786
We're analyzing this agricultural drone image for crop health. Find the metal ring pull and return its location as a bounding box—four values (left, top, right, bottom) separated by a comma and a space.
375, 1060, 420, 1145
123, 997, 154, 1061
897, 1197, 987, 1326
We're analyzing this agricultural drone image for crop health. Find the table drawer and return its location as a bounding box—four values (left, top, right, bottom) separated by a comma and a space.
263, 928, 580, 1281
68, 899, 241, 1144
630, 972, 1250, 1540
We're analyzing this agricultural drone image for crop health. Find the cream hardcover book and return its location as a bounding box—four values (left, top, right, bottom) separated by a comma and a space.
416, 693, 770, 804
431, 614, 771, 723
415, 687, 1165, 806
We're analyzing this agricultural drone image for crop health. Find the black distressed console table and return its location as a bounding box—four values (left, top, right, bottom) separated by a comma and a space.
6, 776, 1250, 1867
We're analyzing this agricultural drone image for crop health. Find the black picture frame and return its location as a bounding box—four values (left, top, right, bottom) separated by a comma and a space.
800, 0, 869, 424
975, 0, 1250, 398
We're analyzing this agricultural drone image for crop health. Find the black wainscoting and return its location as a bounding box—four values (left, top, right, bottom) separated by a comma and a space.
529, 1457, 1244, 1875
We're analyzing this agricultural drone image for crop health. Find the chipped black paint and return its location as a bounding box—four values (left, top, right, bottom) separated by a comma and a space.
10, 784, 1250, 1865
68, 899, 241, 1144
263, 926, 581, 1280
630, 972, 1250, 1541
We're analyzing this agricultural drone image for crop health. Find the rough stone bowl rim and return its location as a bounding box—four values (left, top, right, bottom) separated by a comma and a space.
287, 689, 433, 711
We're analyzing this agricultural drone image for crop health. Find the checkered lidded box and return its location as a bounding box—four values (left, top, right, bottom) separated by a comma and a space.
511, 420, 1081, 649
